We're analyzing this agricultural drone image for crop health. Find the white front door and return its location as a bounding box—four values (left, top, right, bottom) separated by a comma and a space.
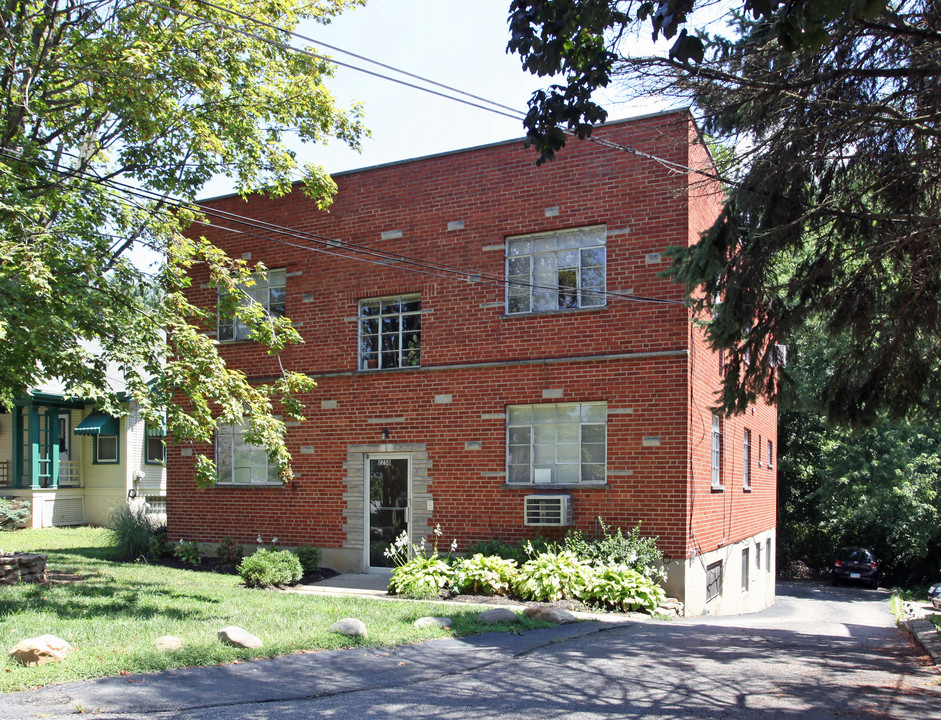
366, 455, 410, 569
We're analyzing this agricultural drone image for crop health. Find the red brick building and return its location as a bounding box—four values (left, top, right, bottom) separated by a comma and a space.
169, 109, 777, 615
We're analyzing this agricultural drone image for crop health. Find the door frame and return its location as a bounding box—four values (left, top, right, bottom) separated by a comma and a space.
363, 453, 412, 572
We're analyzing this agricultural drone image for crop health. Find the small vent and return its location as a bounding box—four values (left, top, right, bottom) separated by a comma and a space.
524, 495, 573, 527
48, 497, 85, 526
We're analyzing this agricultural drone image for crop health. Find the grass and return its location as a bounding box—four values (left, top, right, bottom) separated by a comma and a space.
0, 527, 550, 692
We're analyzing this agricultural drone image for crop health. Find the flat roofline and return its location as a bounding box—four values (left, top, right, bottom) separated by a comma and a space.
198, 106, 692, 205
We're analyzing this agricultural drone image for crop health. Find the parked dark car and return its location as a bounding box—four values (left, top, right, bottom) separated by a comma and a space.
832, 547, 880, 588
929, 582, 941, 610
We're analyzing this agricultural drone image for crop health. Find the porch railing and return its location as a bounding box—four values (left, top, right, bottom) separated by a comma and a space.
58, 461, 82, 487
0, 460, 8, 488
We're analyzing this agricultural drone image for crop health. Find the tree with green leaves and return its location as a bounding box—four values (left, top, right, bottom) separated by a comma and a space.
0, 0, 366, 486
778, 321, 941, 584
508, 0, 940, 424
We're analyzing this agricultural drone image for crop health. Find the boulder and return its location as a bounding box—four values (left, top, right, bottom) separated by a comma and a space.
9, 634, 72, 666
329, 618, 368, 638
154, 635, 184, 651
0, 553, 47, 585
523, 606, 576, 624
218, 626, 263, 649
477, 607, 518, 624
413, 616, 452, 629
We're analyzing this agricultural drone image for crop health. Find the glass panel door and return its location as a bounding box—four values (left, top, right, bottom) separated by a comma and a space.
367, 456, 410, 568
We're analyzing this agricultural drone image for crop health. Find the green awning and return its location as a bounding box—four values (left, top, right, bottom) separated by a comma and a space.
74, 411, 119, 436
146, 416, 167, 437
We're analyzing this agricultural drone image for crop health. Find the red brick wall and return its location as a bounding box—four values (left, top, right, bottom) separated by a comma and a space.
168, 110, 777, 563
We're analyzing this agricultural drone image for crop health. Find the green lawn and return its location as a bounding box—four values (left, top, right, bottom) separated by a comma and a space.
0, 527, 547, 692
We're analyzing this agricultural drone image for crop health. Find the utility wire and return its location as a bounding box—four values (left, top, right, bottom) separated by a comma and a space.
0, 146, 685, 307
140, 0, 725, 183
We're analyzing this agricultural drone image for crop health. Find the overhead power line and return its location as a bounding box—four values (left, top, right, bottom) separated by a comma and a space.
0, 146, 685, 307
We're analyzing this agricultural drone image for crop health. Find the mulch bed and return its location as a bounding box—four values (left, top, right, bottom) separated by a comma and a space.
132, 555, 339, 586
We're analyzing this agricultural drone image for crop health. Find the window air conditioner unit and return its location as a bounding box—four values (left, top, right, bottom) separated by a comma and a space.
524, 495, 573, 527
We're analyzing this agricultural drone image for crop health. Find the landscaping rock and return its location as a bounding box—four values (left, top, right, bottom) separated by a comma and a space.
9, 634, 72, 666
477, 607, 518, 624
523, 606, 576, 624
657, 598, 685, 617
154, 635, 184, 651
413, 616, 452, 629
0, 552, 48, 584
217, 626, 263, 649
329, 618, 368, 638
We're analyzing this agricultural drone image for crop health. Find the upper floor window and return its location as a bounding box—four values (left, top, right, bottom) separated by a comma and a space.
358, 295, 421, 370
767, 439, 774, 468
506, 226, 606, 314
218, 269, 286, 342
507, 402, 606, 485
711, 414, 723, 489
743, 428, 752, 490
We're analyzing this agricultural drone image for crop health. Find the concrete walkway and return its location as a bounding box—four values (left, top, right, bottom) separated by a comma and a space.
294, 572, 391, 597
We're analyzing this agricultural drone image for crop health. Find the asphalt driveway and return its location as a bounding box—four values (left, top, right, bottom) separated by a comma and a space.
6, 581, 940, 719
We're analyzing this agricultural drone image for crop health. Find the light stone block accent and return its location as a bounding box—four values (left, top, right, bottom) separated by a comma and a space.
645, 253, 662, 264
544, 206, 560, 217
465, 441, 482, 451
542, 388, 564, 399
608, 408, 634, 415
642, 436, 662, 447
300, 446, 316, 455
341, 443, 432, 571
482, 244, 505, 252
321, 400, 338, 409
481, 413, 506, 420
434, 394, 452, 404
380, 230, 403, 240
447, 220, 465, 231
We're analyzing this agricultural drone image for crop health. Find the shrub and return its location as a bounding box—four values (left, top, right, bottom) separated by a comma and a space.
563, 519, 667, 583
452, 554, 518, 595
582, 564, 666, 612
514, 549, 595, 602
109, 502, 157, 559
0, 498, 30, 531
238, 548, 303, 588
216, 537, 243, 567
174, 540, 201, 565
148, 531, 174, 559
295, 545, 321, 574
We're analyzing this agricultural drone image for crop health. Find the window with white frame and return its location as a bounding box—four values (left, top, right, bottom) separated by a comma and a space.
743, 428, 752, 489
358, 295, 421, 370
711, 414, 723, 488
215, 423, 279, 485
95, 434, 118, 463
506, 226, 606, 314
507, 402, 606, 485
767, 439, 774, 468
145, 436, 165, 465
218, 269, 287, 342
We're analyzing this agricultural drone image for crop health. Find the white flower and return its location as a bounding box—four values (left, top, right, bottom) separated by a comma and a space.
271, 537, 278, 545
434, 524, 442, 537
256, 534, 263, 544
450, 539, 458, 552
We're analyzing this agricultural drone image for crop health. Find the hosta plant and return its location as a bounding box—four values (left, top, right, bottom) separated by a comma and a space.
386, 526, 457, 599
452, 554, 519, 595
584, 564, 666, 612
514, 548, 595, 602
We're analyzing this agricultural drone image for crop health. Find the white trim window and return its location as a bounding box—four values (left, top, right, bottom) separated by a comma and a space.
742, 547, 750, 592
767, 439, 774, 468
506, 226, 606, 314
507, 402, 606, 485
711, 414, 723, 488
215, 423, 279, 485
358, 295, 421, 370
218, 269, 287, 342
743, 428, 752, 490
